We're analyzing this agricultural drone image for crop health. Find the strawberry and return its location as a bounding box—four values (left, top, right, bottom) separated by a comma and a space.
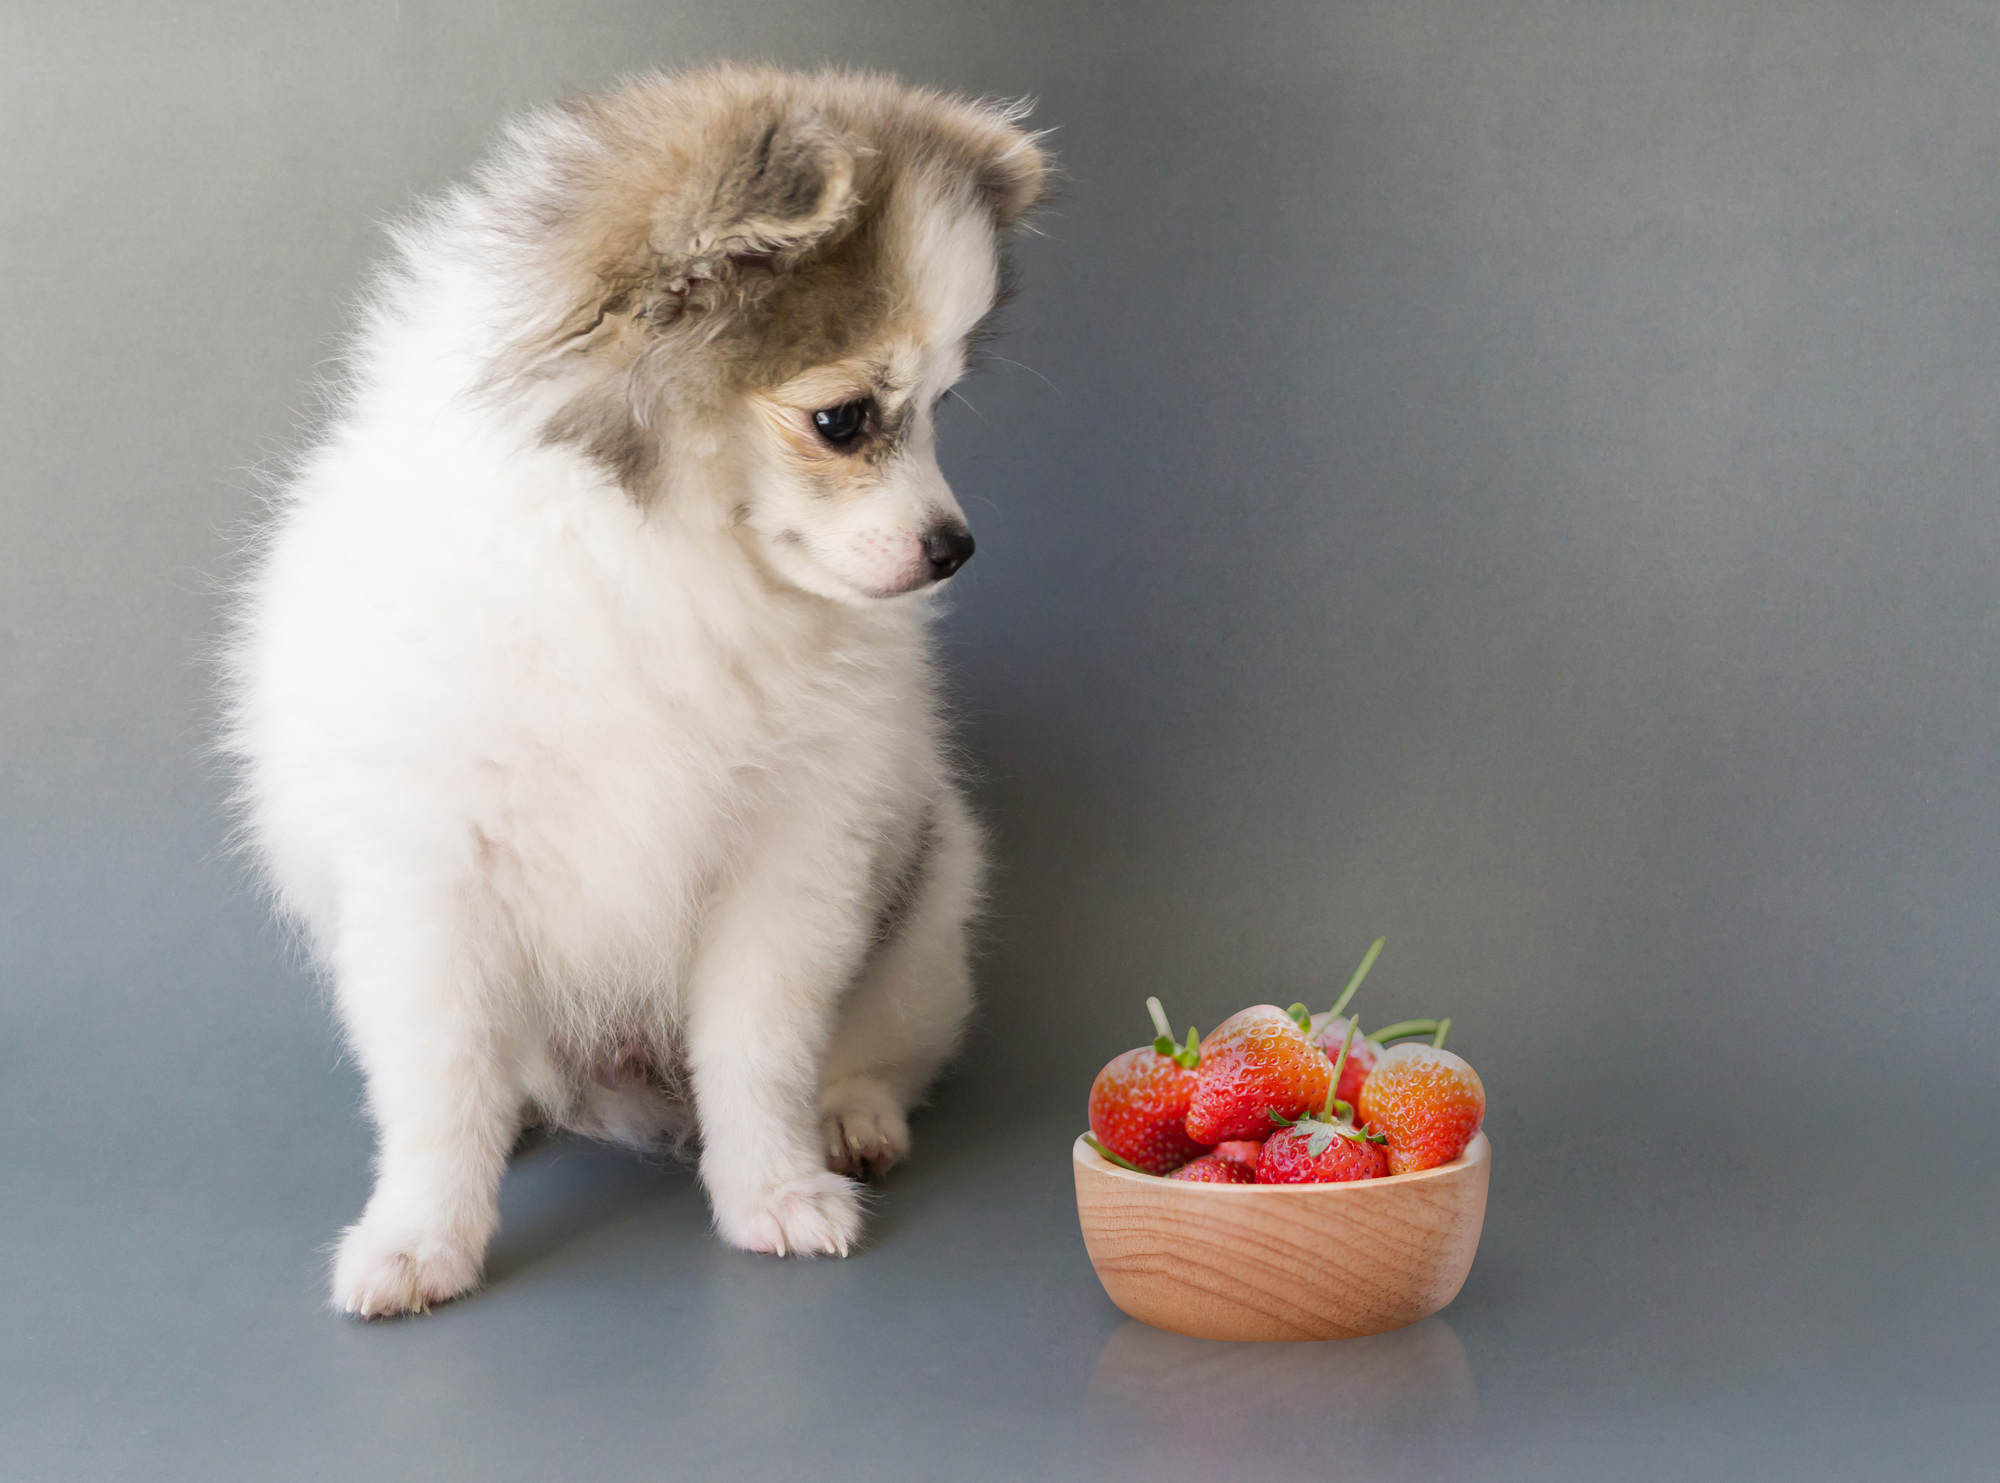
1210, 1140, 1265, 1171
1255, 1017, 1390, 1184
1168, 1151, 1257, 1183
1086, 997, 1210, 1175
1357, 1019, 1486, 1174
1183, 1005, 1332, 1143
1256, 1123, 1389, 1183
1306, 1014, 1379, 1111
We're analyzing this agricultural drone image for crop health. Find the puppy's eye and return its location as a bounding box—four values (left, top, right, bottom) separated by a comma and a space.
811, 399, 872, 448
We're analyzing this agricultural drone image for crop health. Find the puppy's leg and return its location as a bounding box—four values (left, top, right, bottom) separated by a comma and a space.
328, 892, 523, 1316
820, 792, 984, 1179
687, 831, 873, 1257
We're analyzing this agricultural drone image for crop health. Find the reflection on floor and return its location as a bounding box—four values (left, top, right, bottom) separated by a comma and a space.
1086, 1315, 1477, 1480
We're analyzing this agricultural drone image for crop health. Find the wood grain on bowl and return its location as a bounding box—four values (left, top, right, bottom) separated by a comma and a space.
1073, 1132, 1490, 1342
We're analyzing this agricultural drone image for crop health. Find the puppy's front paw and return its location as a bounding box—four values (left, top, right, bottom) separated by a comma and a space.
331, 1216, 484, 1318
712, 1170, 864, 1257
820, 1078, 911, 1179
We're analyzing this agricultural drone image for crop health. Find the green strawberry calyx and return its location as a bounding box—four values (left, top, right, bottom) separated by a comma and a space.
1145, 997, 1201, 1069
1265, 1108, 1387, 1155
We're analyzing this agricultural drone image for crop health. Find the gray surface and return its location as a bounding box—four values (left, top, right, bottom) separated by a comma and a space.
3, 2, 1996, 1478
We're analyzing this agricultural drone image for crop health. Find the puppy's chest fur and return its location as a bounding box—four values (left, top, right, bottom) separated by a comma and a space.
262, 435, 940, 999
483, 534, 933, 971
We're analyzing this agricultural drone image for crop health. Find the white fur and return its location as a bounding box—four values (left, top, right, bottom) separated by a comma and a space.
224, 83, 1012, 1316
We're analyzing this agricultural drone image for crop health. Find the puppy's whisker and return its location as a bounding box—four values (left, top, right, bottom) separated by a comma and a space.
988, 355, 1063, 396
943, 387, 987, 422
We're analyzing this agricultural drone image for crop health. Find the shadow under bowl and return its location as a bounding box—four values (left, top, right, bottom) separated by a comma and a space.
1073, 1131, 1490, 1341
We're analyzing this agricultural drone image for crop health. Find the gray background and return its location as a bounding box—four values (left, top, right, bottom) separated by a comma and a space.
3, 2, 1995, 1478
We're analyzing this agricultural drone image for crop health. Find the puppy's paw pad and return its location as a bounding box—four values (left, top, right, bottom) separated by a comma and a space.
331, 1220, 483, 1318
819, 1082, 911, 1179
716, 1171, 864, 1258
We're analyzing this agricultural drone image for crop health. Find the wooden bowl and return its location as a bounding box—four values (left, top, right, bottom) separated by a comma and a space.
1073, 1131, 1490, 1341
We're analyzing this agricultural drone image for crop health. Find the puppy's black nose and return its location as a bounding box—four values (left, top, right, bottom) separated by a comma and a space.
922, 523, 976, 582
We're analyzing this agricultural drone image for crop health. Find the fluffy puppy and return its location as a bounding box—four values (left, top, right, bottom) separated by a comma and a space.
223, 66, 1047, 1316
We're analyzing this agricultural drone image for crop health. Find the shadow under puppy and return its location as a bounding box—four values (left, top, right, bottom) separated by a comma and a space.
224, 66, 1047, 1316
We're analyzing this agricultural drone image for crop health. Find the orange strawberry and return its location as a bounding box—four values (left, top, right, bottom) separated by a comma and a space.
1168, 1151, 1256, 1183
1183, 1005, 1332, 1143
1357, 1019, 1486, 1174
1086, 997, 1209, 1175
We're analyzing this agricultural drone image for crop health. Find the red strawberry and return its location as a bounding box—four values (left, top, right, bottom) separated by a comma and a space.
1306, 1014, 1379, 1111
1357, 1025, 1486, 1174
1183, 1006, 1332, 1143
1086, 998, 1210, 1175
1255, 1123, 1389, 1184
1168, 1152, 1256, 1183
1210, 1140, 1265, 1171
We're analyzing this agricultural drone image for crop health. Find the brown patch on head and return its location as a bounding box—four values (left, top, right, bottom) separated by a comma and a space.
480, 66, 1048, 499
541, 380, 661, 488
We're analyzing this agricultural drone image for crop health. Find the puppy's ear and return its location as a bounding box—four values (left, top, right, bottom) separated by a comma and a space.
972, 124, 1048, 229
692, 111, 862, 260
653, 109, 864, 306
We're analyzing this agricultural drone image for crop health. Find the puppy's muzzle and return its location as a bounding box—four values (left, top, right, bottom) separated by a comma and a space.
922, 522, 976, 582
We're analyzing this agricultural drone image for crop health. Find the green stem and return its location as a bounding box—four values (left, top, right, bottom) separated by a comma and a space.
1370, 1018, 1441, 1044
1083, 1134, 1153, 1176
1328, 937, 1385, 1019
1322, 1017, 1358, 1120
1146, 999, 1200, 1067
1432, 1017, 1451, 1050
